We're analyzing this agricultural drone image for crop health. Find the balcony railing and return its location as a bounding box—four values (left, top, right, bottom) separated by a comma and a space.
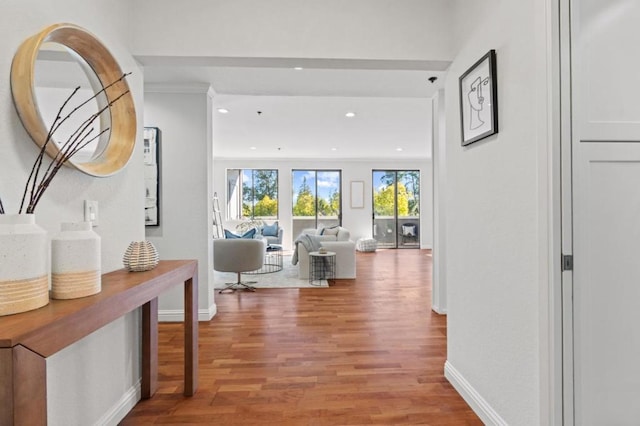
374, 216, 419, 249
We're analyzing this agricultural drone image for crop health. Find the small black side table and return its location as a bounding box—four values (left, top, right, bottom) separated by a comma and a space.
308, 251, 336, 286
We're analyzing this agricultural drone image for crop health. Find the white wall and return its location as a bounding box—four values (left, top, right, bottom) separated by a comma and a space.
144, 88, 216, 321
0, 1, 145, 425
132, 0, 454, 63
214, 158, 433, 251
451, 0, 501, 54
444, 1, 549, 424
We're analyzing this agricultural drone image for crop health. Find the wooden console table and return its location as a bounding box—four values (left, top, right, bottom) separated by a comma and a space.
0, 259, 199, 425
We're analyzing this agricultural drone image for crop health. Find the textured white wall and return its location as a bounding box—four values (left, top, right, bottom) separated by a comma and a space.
132, 0, 454, 62
213, 158, 433, 251
0, 1, 145, 425
144, 90, 216, 320
444, 0, 547, 424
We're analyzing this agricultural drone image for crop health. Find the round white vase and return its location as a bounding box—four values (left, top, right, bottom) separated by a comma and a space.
51, 221, 101, 299
0, 214, 49, 316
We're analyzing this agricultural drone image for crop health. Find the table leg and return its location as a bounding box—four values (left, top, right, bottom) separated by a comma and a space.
0, 346, 47, 425
0, 348, 11, 425
184, 276, 198, 396
141, 297, 158, 399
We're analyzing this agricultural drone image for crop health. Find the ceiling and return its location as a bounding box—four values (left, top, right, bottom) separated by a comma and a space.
142, 62, 449, 160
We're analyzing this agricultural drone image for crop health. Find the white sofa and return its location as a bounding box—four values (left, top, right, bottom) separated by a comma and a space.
295, 227, 356, 279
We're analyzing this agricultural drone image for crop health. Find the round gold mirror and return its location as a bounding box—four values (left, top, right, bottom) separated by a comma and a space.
10, 23, 136, 177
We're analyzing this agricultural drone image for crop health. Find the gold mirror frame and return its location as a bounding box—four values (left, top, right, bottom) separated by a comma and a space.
10, 23, 136, 177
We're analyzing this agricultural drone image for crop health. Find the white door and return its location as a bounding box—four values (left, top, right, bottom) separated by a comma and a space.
571, 145, 640, 424
568, 0, 640, 424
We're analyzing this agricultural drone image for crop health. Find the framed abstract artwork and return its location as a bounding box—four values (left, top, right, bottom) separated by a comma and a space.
459, 50, 498, 146
144, 127, 160, 226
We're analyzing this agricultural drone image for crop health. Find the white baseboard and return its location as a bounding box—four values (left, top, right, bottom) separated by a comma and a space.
431, 305, 447, 314
159, 302, 217, 322
444, 360, 507, 426
95, 379, 141, 426
203, 302, 217, 320
94, 303, 218, 424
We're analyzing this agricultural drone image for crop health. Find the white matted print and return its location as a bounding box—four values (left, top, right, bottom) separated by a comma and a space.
144, 127, 160, 226
350, 181, 365, 209
459, 50, 498, 146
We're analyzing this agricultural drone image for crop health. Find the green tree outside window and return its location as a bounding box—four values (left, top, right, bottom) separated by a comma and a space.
229, 169, 278, 219
374, 183, 410, 216
293, 177, 316, 216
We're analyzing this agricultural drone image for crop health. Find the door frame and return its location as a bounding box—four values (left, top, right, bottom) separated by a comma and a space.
541, 0, 570, 424
371, 169, 421, 249
558, 1, 575, 424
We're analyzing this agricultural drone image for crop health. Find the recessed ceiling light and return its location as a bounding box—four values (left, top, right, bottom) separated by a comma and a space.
250, 146, 257, 150
331, 147, 338, 151
294, 67, 303, 71
396, 147, 403, 152
345, 112, 356, 118
217, 108, 229, 114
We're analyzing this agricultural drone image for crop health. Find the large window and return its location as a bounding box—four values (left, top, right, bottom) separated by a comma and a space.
292, 170, 341, 238
372, 170, 420, 249
226, 169, 278, 220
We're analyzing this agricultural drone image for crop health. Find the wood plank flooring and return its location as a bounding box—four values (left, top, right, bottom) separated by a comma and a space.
120, 249, 481, 425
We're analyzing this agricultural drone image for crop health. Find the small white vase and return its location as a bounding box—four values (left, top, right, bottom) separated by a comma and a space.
0, 214, 49, 316
51, 221, 101, 300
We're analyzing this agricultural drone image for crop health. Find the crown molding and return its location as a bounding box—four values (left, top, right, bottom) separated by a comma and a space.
213, 156, 432, 163
144, 82, 213, 94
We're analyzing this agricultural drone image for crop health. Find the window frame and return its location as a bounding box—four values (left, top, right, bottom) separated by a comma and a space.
291, 169, 342, 228
226, 168, 279, 220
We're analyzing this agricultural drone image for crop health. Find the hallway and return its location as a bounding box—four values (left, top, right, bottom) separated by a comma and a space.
121, 249, 481, 425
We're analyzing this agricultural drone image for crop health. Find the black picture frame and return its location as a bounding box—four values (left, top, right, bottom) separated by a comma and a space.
459, 50, 498, 146
144, 127, 161, 226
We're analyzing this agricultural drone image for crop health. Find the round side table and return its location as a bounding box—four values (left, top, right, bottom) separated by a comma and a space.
308, 251, 336, 286
245, 244, 283, 274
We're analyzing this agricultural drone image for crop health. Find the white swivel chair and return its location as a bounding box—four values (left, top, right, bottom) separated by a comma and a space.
214, 238, 266, 293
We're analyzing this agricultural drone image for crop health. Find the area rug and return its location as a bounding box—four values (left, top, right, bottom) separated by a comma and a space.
214, 255, 328, 289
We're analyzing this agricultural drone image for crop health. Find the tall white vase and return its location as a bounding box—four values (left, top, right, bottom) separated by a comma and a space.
51, 221, 101, 299
0, 214, 49, 316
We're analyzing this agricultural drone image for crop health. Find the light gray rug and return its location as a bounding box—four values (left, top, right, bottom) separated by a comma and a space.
214, 255, 328, 289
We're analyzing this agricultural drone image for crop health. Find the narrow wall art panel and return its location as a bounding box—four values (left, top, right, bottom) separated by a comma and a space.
144, 127, 161, 226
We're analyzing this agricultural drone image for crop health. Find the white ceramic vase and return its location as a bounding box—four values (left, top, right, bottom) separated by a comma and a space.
0, 214, 49, 316
51, 221, 101, 299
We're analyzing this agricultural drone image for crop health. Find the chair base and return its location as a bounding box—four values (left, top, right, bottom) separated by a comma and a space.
218, 272, 257, 293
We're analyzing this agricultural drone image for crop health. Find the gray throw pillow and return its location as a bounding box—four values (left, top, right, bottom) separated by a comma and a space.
321, 226, 340, 236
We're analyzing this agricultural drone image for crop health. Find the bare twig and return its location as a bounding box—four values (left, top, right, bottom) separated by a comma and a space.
29, 86, 82, 200
29, 129, 108, 212
42, 72, 129, 145
26, 89, 129, 213
20, 86, 81, 213
18, 73, 131, 214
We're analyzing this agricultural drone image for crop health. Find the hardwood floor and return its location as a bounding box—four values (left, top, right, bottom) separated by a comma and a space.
120, 249, 481, 425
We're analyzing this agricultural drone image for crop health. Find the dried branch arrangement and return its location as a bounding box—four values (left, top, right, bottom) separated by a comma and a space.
0, 73, 130, 215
